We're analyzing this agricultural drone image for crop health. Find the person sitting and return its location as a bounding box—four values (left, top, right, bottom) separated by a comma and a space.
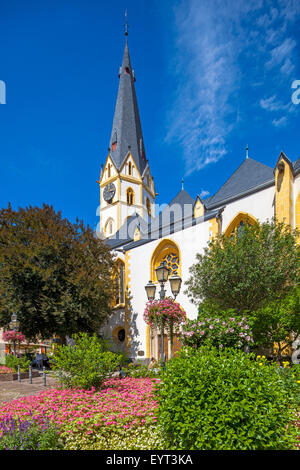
35, 352, 43, 371
118, 364, 126, 379
148, 357, 156, 370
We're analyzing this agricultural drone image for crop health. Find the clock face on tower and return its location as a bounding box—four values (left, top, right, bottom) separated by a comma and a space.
103, 182, 116, 203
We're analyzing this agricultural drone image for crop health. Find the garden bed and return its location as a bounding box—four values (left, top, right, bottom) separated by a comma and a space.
0, 371, 40, 382
0, 377, 164, 450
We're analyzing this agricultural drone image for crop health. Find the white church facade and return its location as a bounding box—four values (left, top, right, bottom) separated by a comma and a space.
98, 34, 300, 361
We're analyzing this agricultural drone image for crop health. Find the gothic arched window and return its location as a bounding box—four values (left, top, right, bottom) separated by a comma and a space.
114, 260, 125, 306
127, 188, 134, 206
224, 212, 257, 238
296, 191, 300, 236
105, 218, 114, 236
150, 239, 181, 282
146, 197, 151, 217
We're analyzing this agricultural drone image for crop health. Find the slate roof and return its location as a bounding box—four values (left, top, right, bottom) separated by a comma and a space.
105, 213, 147, 250
108, 38, 147, 176
105, 188, 221, 252
205, 158, 275, 209
293, 157, 300, 175
167, 189, 195, 208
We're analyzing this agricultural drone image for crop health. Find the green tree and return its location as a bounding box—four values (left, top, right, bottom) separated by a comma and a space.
186, 219, 299, 314
0, 204, 114, 341
251, 286, 300, 364
52, 332, 121, 389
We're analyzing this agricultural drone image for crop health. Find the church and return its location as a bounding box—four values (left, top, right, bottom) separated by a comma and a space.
97, 32, 300, 362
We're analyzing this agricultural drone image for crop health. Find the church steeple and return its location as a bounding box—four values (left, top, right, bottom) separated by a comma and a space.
109, 33, 146, 176
99, 26, 155, 238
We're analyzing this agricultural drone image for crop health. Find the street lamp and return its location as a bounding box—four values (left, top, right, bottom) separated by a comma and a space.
169, 273, 182, 299
145, 262, 182, 365
9, 313, 20, 356
145, 280, 156, 301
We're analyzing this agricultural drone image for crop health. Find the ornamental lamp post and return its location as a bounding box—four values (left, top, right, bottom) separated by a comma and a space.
145, 281, 156, 301
145, 262, 182, 366
169, 273, 182, 299
9, 313, 20, 356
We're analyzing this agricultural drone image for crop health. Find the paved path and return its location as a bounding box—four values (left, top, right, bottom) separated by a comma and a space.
0, 374, 59, 404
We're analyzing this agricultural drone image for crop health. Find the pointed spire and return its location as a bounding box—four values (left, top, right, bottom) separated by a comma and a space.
124, 9, 128, 37
109, 29, 146, 175
246, 144, 249, 159
181, 177, 184, 191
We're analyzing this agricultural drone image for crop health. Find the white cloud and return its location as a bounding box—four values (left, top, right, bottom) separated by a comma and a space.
260, 95, 291, 112
164, 0, 300, 175
272, 116, 288, 127
199, 189, 210, 199
266, 37, 296, 72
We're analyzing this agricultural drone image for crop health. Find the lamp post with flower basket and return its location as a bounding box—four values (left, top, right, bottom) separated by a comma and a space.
144, 262, 185, 366
6, 313, 21, 356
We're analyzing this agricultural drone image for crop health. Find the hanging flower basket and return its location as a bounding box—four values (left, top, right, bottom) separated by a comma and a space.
143, 298, 186, 329
2, 330, 26, 343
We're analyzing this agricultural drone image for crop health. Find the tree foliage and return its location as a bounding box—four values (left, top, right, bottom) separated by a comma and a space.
251, 286, 300, 363
0, 204, 114, 340
185, 219, 299, 314
52, 332, 121, 390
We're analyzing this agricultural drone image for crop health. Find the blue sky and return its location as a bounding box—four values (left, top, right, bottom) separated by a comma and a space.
0, 0, 299, 231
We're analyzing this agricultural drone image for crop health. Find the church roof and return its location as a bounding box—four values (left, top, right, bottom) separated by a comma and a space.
105, 187, 222, 252
205, 158, 274, 209
293, 157, 300, 175
108, 38, 147, 175
106, 212, 147, 250
167, 189, 195, 208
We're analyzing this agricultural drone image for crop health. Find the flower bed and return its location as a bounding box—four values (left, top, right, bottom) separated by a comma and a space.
0, 366, 14, 374
0, 377, 165, 450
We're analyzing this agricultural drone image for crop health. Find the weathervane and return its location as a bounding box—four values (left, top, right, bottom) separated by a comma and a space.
246, 144, 249, 159
125, 9, 129, 36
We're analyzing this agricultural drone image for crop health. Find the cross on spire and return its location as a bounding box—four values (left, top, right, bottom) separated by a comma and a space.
125, 9, 128, 36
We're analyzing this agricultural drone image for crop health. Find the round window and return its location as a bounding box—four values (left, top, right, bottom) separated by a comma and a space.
118, 328, 125, 343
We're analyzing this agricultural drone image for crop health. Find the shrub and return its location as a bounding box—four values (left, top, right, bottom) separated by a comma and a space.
52, 332, 121, 390
156, 346, 297, 450
277, 363, 300, 408
0, 415, 63, 450
123, 362, 162, 379
180, 309, 254, 351
5, 355, 31, 372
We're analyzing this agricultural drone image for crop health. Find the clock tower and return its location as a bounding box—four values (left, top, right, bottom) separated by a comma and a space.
98, 30, 155, 238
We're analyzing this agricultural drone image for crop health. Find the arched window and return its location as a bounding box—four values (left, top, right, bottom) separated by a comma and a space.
107, 163, 111, 179
150, 239, 181, 282
296, 191, 300, 235
126, 187, 134, 206
128, 161, 132, 176
105, 218, 114, 236
114, 260, 125, 306
146, 197, 151, 217
224, 212, 257, 238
